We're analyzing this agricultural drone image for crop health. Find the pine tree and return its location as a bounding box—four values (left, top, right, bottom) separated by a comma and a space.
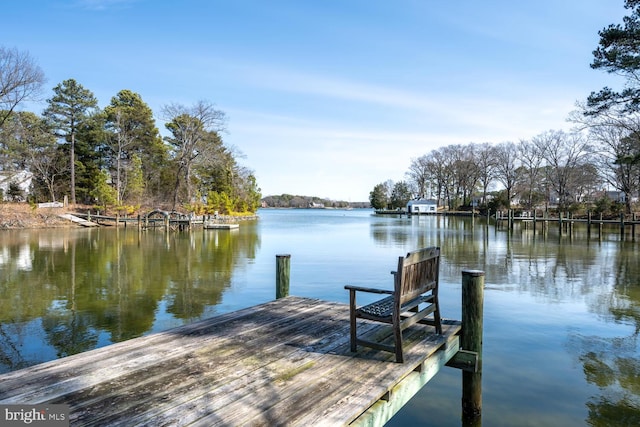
43, 79, 98, 205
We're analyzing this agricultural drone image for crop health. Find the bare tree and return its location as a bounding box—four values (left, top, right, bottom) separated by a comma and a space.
517, 138, 545, 209
474, 143, 498, 207
30, 145, 66, 202
592, 125, 639, 214
0, 111, 64, 201
452, 143, 481, 207
422, 144, 482, 210
570, 107, 640, 213
0, 47, 46, 127
428, 147, 455, 208
106, 110, 132, 204
494, 142, 520, 207
533, 130, 593, 211
162, 100, 227, 209
572, 162, 603, 205
406, 155, 430, 199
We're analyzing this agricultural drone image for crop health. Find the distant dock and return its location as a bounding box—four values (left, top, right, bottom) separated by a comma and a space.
374, 209, 408, 216
203, 222, 239, 230
57, 213, 99, 227
64, 211, 251, 232
495, 209, 640, 240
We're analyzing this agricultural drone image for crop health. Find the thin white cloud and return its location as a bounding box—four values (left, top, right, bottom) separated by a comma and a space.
218, 59, 581, 137
225, 62, 450, 113
73, 0, 138, 10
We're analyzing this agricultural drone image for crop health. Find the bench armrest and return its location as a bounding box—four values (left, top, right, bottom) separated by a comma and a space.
344, 285, 394, 295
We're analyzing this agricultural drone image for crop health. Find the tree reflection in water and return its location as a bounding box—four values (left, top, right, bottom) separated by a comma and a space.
568, 245, 640, 426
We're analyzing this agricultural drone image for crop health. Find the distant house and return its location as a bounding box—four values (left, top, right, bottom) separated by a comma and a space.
0, 170, 32, 201
605, 191, 626, 203
406, 198, 438, 214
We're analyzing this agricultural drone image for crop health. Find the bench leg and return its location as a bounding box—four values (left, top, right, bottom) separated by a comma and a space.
434, 297, 443, 335
393, 313, 404, 363
349, 290, 357, 353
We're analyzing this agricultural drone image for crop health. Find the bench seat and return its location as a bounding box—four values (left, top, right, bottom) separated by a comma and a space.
357, 294, 435, 320
345, 247, 442, 363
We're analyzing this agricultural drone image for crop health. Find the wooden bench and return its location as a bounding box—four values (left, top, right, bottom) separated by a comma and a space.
345, 247, 443, 363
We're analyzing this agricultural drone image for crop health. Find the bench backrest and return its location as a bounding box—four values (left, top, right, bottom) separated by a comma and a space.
394, 246, 440, 305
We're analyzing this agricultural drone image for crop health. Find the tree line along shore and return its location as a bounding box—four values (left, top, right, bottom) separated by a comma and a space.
3, 2, 640, 221
368, 2, 640, 219
1, 47, 260, 217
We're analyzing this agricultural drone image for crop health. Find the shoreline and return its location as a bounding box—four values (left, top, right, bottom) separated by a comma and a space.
0, 203, 259, 229
0, 205, 75, 229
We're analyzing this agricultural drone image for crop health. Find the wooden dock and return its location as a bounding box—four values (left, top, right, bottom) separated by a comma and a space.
58, 213, 99, 227
67, 212, 251, 232
495, 209, 640, 239
0, 296, 461, 426
204, 222, 239, 230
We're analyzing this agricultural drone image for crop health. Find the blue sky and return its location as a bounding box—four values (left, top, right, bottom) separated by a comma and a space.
2, 0, 628, 201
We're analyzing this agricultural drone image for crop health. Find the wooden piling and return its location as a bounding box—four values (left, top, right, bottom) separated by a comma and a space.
276, 254, 291, 299
599, 212, 603, 240
558, 212, 562, 235
461, 269, 484, 422
569, 213, 574, 236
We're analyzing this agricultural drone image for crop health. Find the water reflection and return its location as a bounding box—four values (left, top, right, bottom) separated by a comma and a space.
562, 242, 640, 427
377, 214, 640, 426
1, 210, 640, 426
0, 226, 260, 373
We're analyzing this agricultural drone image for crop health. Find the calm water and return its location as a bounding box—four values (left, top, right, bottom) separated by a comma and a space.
0, 209, 639, 426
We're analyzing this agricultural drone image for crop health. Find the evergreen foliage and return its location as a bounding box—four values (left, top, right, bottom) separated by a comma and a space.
390, 181, 411, 209
91, 169, 117, 208
261, 194, 361, 209
588, 0, 640, 114
43, 79, 99, 205
369, 183, 389, 210
0, 61, 261, 215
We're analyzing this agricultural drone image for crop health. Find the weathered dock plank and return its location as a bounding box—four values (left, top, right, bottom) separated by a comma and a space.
0, 297, 461, 426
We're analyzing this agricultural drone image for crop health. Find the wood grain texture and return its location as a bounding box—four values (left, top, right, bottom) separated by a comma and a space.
0, 297, 460, 426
